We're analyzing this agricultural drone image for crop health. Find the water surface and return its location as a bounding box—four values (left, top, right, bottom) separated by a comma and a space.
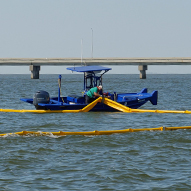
0, 74, 191, 190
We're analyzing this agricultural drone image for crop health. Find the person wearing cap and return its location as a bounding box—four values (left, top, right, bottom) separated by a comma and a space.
85, 85, 103, 104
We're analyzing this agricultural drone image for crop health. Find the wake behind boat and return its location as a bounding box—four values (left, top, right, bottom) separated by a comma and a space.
20, 66, 158, 111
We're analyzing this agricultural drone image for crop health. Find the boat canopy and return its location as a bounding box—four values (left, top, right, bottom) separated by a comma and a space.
67, 66, 112, 91
67, 65, 112, 73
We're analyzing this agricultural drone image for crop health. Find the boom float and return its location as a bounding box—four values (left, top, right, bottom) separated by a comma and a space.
1, 97, 191, 114
1, 126, 191, 137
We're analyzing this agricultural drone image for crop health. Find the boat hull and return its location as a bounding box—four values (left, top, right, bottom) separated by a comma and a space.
20, 89, 157, 111
40, 101, 149, 111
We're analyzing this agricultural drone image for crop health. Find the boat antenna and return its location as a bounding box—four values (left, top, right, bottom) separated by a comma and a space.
91, 28, 93, 58
81, 39, 83, 66
80, 38, 87, 66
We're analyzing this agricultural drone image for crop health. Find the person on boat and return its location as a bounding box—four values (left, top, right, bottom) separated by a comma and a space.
85, 85, 110, 104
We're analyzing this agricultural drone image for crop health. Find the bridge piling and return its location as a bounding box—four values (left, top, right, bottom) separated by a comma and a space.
138, 65, 147, 79
29, 65, 40, 79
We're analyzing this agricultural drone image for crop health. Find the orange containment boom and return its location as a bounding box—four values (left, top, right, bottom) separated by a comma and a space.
1, 126, 191, 137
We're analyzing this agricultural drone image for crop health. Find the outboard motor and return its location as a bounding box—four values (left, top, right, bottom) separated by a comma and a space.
33, 90, 50, 110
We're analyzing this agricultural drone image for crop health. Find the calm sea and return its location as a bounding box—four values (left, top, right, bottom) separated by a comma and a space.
1, 74, 191, 190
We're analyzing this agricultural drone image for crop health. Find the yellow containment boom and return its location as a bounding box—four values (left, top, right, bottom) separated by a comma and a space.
81, 97, 102, 112
103, 98, 191, 114
1, 126, 191, 137
1, 97, 191, 114
0, 97, 102, 113
0, 108, 80, 113
103, 98, 130, 112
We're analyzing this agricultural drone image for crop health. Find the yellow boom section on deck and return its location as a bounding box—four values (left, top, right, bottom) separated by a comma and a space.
103, 98, 131, 112
1, 126, 191, 136
1, 97, 191, 114
81, 97, 102, 112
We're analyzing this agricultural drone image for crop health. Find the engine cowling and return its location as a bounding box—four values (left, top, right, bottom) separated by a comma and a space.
33, 90, 50, 109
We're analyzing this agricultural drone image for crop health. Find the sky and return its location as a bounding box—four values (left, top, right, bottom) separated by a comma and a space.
0, 0, 191, 74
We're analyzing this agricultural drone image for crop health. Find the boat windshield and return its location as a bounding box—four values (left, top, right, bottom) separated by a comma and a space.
85, 72, 102, 90
67, 66, 112, 91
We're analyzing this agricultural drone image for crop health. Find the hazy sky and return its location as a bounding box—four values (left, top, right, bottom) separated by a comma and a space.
0, 0, 191, 74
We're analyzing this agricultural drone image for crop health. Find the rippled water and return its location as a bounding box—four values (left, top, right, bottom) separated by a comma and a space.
1, 74, 191, 190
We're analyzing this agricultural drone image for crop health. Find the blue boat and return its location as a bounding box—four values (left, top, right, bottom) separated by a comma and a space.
20, 66, 158, 111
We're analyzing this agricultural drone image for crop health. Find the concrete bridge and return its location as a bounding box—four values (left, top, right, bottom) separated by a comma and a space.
0, 57, 191, 79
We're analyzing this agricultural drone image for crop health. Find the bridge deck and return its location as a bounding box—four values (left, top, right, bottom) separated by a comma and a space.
0, 58, 191, 66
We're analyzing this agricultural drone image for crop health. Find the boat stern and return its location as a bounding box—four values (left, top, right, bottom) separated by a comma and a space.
149, 90, 158, 105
